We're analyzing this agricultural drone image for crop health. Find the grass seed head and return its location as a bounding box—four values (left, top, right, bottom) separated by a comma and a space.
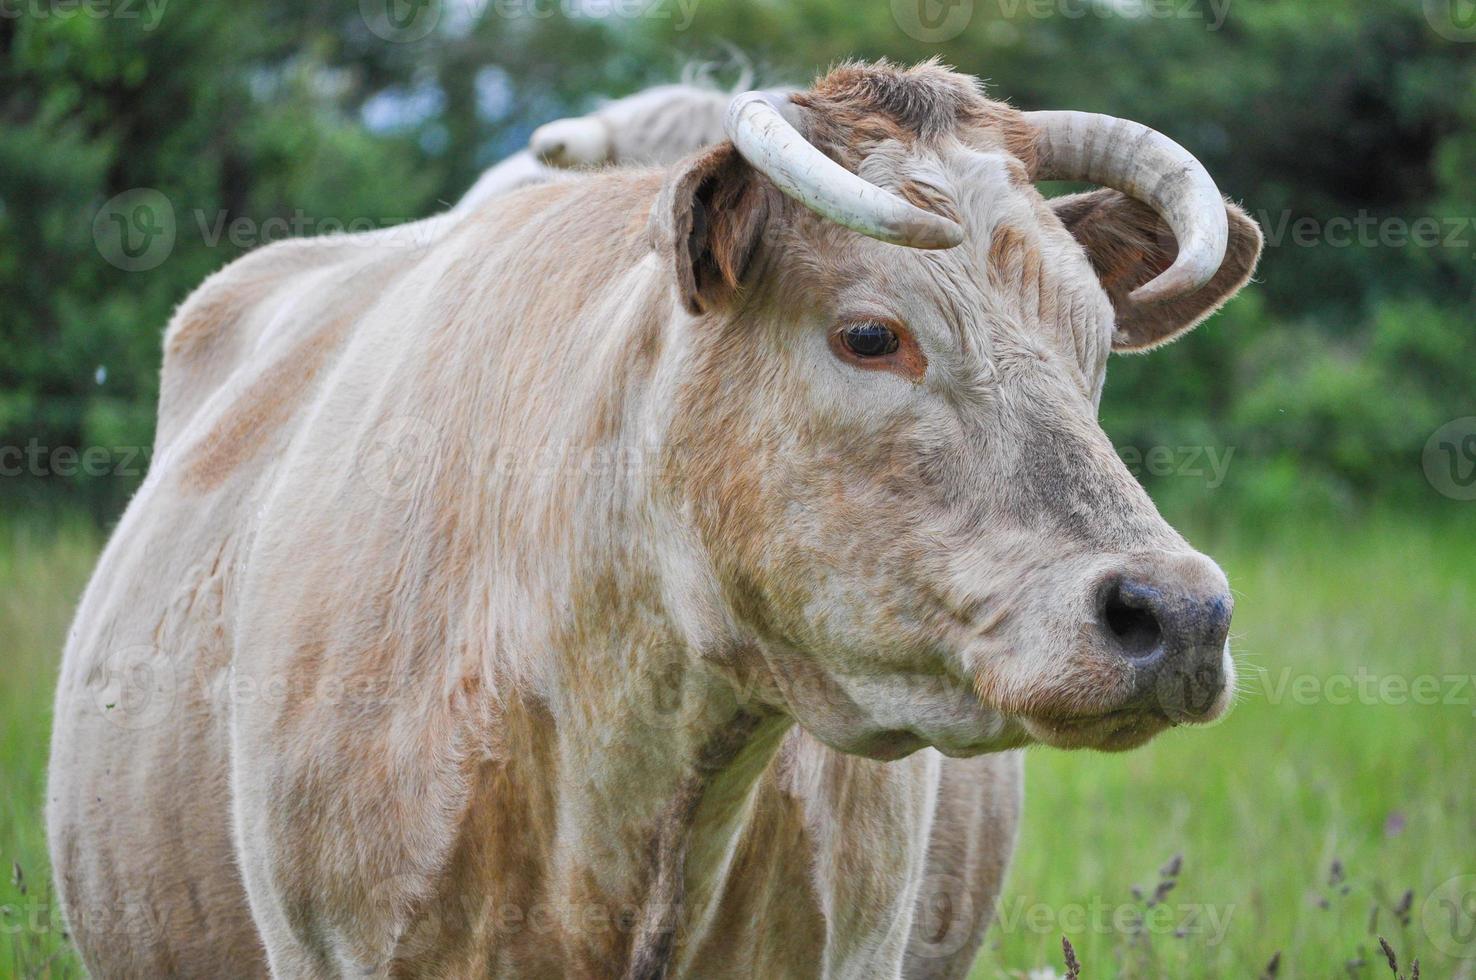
1062, 936, 1081, 979
1378, 935, 1399, 975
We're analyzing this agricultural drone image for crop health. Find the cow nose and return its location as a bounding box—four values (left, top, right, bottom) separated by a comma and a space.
1098, 558, 1233, 722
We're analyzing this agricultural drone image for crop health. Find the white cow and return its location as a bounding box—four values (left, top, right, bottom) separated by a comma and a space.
49, 60, 1261, 978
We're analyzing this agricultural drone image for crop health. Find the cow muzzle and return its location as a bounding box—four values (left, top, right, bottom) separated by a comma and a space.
1095, 552, 1234, 725
1004, 549, 1236, 752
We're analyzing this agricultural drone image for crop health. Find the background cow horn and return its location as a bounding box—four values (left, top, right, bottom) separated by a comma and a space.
724, 91, 964, 250
1025, 110, 1229, 304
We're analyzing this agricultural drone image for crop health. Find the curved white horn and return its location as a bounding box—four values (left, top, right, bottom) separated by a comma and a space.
1026, 110, 1229, 304
724, 92, 963, 250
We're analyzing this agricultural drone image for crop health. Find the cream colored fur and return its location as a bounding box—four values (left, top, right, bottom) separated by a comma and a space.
47, 62, 1258, 979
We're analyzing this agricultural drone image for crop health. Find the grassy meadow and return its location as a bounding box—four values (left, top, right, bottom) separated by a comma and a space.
975, 512, 1476, 977
1, 509, 1473, 978
2, 520, 97, 979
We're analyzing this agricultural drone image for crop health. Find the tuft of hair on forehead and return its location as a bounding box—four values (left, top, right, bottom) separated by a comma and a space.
792, 57, 1037, 169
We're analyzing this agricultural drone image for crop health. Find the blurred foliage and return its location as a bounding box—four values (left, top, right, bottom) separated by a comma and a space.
0, 0, 1472, 520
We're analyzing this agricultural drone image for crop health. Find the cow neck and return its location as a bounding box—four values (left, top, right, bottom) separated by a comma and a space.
530, 588, 793, 976
488, 313, 795, 974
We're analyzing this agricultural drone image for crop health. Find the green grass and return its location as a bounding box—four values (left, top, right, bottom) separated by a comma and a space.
1, 519, 97, 979
2, 512, 1473, 978
974, 512, 1476, 978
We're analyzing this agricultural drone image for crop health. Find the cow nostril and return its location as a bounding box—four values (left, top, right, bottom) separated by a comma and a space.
1102, 581, 1164, 659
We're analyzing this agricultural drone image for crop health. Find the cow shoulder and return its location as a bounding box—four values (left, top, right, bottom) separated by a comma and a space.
156, 215, 457, 455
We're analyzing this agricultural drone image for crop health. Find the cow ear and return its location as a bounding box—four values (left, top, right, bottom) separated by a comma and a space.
1051, 189, 1263, 352
650, 142, 769, 316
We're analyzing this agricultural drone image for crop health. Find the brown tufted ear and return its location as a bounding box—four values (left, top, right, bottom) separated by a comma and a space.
648, 142, 770, 316
1051, 189, 1263, 352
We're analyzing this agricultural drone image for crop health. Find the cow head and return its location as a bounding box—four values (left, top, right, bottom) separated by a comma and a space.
650, 61, 1262, 759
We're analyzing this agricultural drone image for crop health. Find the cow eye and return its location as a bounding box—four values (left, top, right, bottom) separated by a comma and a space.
840, 321, 900, 358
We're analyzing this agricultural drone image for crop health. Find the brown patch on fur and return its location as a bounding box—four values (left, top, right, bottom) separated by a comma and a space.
803, 58, 992, 141
392, 699, 563, 978
680, 747, 826, 976
897, 180, 963, 227
1003, 157, 1033, 188
165, 284, 246, 363
794, 59, 1038, 171
177, 304, 360, 493
985, 223, 1072, 331
621, 711, 767, 980
986, 225, 1028, 279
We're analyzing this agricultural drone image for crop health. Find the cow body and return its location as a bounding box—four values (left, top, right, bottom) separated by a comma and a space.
50, 61, 1259, 978
48, 177, 1019, 978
